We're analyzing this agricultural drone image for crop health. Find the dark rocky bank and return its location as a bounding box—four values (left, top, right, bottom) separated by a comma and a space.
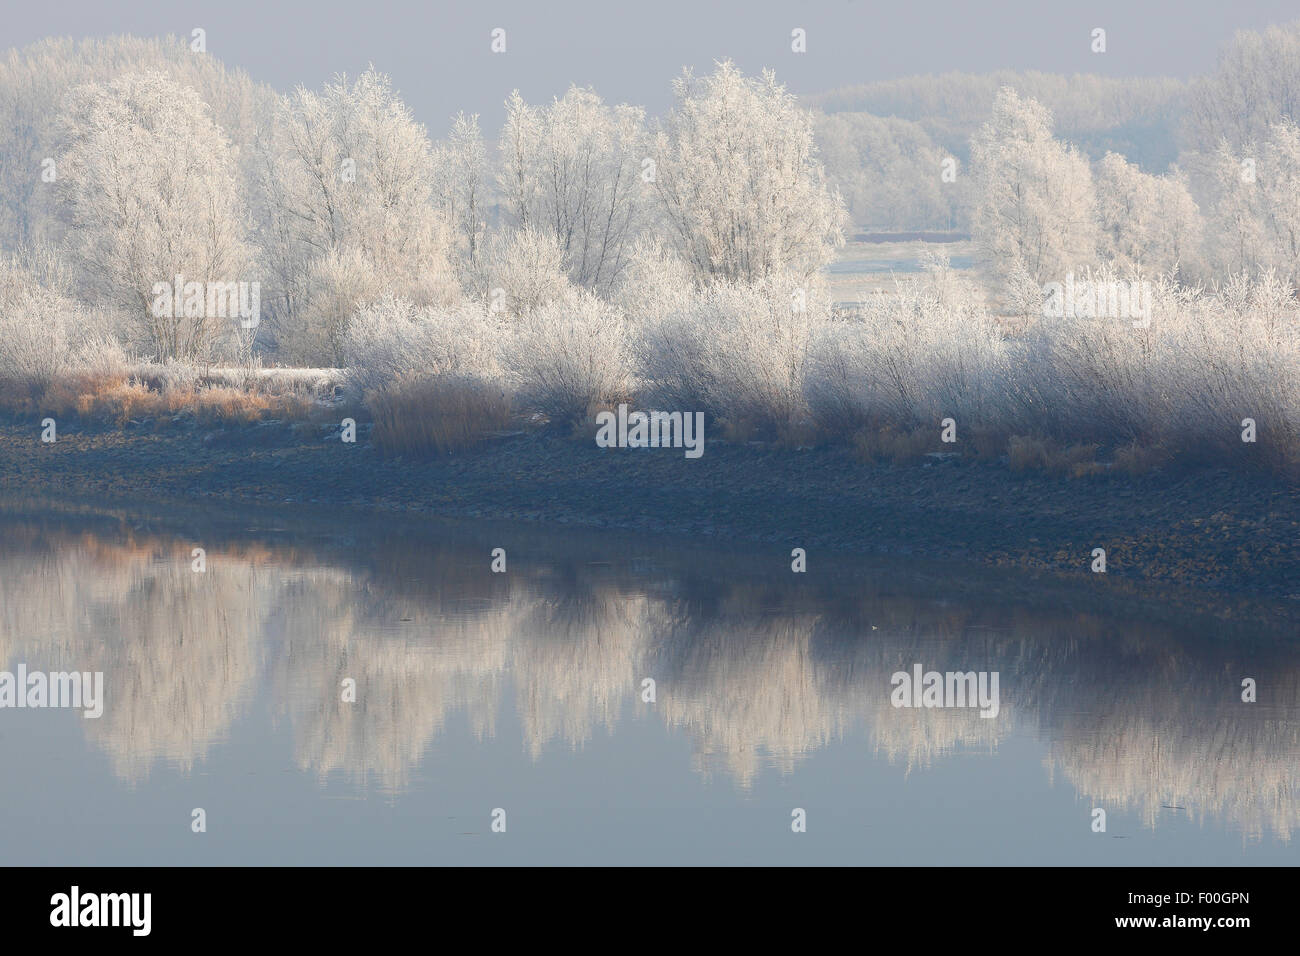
1, 417, 1296, 607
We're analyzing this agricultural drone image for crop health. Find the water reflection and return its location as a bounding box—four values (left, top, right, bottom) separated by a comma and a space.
0, 504, 1295, 843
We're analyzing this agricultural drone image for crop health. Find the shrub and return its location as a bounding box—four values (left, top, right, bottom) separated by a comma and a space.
0, 260, 75, 393
501, 290, 631, 424
852, 426, 938, 463
344, 294, 501, 396
1017, 269, 1300, 471
609, 237, 696, 326
1006, 436, 1100, 475
635, 275, 820, 438
477, 226, 576, 318
806, 257, 1011, 437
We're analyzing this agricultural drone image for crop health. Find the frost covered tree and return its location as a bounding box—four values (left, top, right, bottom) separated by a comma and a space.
54, 70, 252, 363
0, 35, 273, 253
1204, 141, 1268, 275
1205, 120, 1300, 279
433, 112, 488, 275
970, 87, 1098, 291
1258, 121, 1300, 279
814, 111, 962, 230
499, 86, 648, 294
1184, 22, 1300, 155
809, 71, 1186, 171
650, 61, 846, 285
252, 68, 457, 365
1095, 152, 1201, 277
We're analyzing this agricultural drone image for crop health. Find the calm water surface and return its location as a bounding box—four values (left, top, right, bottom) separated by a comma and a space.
0, 503, 1295, 865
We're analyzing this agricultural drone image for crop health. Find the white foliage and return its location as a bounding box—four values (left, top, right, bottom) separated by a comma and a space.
285, 247, 380, 368
970, 88, 1098, 292
0, 254, 122, 390
815, 112, 963, 230
1204, 121, 1300, 280
1019, 270, 1300, 456
806, 256, 1010, 432
54, 70, 253, 364
432, 112, 489, 274
0, 259, 73, 390
635, 275, 823, 433
609, 237, 696, 327
252, 68, 458, 364
499, 87, 649, 293
344, 293, 500, 397
651, 61, 846, 285
0, 35, 274, 251
500, 290, 630, 423
1095, 152, 1201, 278
1185, 22, 1300, 154
481, 225, 576, 318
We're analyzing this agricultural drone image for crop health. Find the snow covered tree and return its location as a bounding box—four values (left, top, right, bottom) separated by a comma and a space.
970, 87, 1098, 291
1204, 120, 1300, 279
1185, 22, 1300, 155
433, 112, 488, 275
1258, 120, 1300, 279
1204, 140, 1268, 275
815, 111, 962, 230
0, 35, 274, 254
252, 68, 458, 365
499, 86, 648, 294
650, 61, 846, 285
1095, 152, 1201, 277
54, 70, 253, 363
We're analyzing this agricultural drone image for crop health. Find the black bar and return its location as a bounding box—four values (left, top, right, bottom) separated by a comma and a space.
3, 866, 1282, 942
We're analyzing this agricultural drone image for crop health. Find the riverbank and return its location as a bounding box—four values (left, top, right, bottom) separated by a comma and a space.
1, 417, 1296, 603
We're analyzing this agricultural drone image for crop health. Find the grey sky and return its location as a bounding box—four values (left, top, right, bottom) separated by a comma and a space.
3, 0, 1296, 133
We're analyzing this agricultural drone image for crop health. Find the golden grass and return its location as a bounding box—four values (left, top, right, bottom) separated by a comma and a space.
1008, 435, 1102, 476
368, 373, 511, 457
852, 426, 938, 463
1112, 441, 1171, 475
2, 373, 313, 427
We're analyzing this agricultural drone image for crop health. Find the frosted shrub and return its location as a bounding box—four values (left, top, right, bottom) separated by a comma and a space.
129, 359, 203, 393
203, 366, 342, 400
1020, 270, 1300, 465
806, 257, 1010, 435
344, 294, 501, 396
0, 260, 76, 391
345, 293, 510, 455
610, 238, 696, 327
636, 275, 821, 436
282, 248, 380, 367
72, 334, 129, 381
479, 226, 576, 318
500, 290, 631, 424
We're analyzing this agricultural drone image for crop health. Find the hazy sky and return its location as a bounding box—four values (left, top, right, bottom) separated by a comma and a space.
4, 0, 1297, 132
